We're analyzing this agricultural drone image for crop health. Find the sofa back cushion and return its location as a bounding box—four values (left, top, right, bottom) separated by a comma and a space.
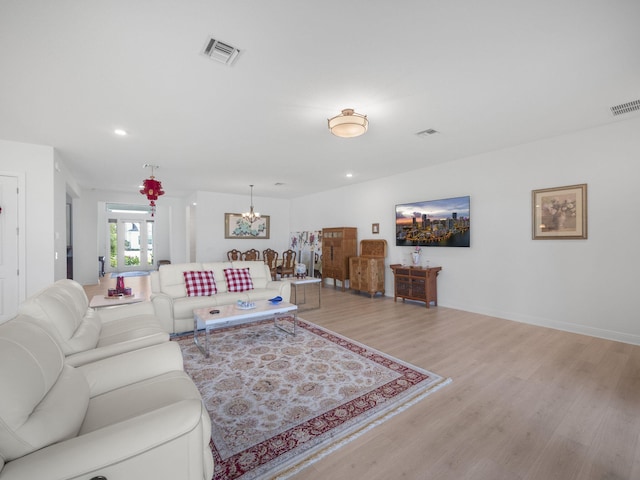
183, 271, 218, 296
155, 261, 270, 298
18, 279, 101, 355
229, 261, 271, 289
0, 319, 89, 461
156, 263, 204, 298
223, 268, 254, 292
201, 262, 233, 293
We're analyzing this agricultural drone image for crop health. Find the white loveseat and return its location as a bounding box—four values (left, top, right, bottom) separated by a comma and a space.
150, 261, 291, 333
0, 319, 214, 480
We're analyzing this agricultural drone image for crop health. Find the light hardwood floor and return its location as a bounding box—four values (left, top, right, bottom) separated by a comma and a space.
84, 277, 640, 480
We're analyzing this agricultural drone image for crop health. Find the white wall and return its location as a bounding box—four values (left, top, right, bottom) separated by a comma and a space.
290, 116, 640, 345
5, 115, 640, 344
192, 191, 291, 262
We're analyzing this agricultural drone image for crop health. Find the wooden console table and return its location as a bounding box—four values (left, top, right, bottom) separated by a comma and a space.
389, 264, 442, 308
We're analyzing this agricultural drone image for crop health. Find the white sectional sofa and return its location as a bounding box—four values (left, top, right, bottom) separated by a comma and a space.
150, 261, 292, 333
18, 279, 169, 366
0, 319, 214, 480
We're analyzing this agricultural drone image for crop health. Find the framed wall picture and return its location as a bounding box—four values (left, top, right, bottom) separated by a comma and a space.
372, 223, 380, 234
532, 184, 587, 239
225, 213, 270, 239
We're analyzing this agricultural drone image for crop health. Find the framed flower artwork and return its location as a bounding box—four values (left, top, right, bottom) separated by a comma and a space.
532, 184, 587, 239
225, 213, 270, 239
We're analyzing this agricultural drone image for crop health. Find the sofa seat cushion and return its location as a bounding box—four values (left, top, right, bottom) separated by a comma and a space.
245, 287, 287, 302
97, 315, 169, 348
171, 292, 250, 322
81, 370, 205, 434
183, 271, 217, 297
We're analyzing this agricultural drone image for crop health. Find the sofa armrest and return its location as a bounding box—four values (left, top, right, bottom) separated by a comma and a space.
267, 280, 291, 299
64, 328, 169, 367
79, 342, 184, 396
96, 300, 155, 322
0, 400, 206, 480
150, 292, 176, 333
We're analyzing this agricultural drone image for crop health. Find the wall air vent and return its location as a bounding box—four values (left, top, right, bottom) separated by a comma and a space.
610, 99, 640, 116
416, 129, 439, 138
201, 37, 240, 66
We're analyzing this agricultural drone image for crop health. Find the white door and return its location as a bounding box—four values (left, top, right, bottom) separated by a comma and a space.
108, 218, 155, 272
0, 175, 19, 322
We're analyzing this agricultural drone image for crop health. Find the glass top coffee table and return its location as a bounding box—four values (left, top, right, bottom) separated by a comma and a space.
193, 300, 298, 357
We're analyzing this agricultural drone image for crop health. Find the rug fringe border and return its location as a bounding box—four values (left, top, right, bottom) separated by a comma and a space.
272, 376, 453, 479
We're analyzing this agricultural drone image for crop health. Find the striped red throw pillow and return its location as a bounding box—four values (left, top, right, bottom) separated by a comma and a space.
183, 271, 217, 296
224, 268, 254, 292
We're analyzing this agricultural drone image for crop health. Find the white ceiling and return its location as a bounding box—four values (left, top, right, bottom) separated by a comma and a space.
1, 0, 639, 199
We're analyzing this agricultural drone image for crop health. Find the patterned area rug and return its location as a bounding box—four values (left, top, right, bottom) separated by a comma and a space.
175, 319, 450, 480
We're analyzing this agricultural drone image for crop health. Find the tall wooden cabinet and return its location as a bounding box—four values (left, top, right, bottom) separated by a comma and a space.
322, 227, 357, 291
349, 240, 387, 298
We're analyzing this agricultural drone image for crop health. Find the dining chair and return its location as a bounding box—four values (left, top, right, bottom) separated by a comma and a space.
243, 249, 260, 261
227, 249, 243, 261
276, 249, 296, 278
262, 248, 279, 280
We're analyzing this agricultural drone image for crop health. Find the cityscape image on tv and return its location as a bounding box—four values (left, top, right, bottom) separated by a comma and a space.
395, 196, 470, 247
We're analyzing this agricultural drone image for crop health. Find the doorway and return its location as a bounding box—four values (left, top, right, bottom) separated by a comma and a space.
107, 218, 155, 273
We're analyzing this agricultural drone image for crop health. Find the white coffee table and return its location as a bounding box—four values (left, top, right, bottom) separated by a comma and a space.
193, 300, 298, 357
89, 294, 145, 308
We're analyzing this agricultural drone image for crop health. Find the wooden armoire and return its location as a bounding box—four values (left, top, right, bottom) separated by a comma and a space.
349, 239, 387, 298
321, 227, 357, 291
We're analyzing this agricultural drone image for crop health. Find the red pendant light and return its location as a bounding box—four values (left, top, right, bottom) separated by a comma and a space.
140, 164, 165, 216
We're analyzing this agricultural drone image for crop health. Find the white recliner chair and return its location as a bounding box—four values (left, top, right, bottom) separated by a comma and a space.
18, 279, 169, 366
0, 320, 214, 480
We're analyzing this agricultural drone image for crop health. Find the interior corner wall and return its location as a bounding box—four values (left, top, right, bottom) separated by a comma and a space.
290, 116, 640, 345
193, 191, 291, 262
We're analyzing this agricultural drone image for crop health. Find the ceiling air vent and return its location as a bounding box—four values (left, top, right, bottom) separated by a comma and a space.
201, 37, 240, 66
416, 129, 439, 138
610, 99, 640, 116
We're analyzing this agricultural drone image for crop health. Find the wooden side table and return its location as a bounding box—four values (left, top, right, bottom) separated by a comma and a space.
389, 264, 442, 308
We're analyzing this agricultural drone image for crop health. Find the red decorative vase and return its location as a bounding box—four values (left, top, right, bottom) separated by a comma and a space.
116, 276, 125, 294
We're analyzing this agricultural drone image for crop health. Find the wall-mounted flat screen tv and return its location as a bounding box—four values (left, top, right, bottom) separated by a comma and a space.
395, 195, 470, 247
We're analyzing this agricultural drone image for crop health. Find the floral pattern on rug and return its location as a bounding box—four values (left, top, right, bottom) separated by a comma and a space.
175, 318, 449, 480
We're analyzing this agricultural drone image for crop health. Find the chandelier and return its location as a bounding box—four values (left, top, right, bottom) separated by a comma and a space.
242, 185, 260, 224
139, 164, 165, 216
328, 108, 368, 138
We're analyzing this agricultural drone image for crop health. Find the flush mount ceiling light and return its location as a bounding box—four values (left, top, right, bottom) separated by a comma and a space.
328, 108, 368, 138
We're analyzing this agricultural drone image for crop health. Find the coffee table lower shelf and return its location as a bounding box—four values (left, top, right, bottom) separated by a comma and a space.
193, 301, 298, 357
